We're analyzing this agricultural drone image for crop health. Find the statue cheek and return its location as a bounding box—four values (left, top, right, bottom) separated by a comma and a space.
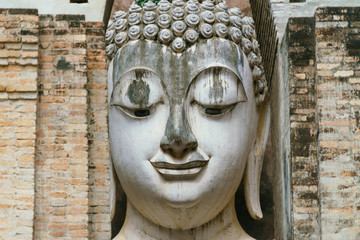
109, 104, 169, 162
187, 106, 235, 152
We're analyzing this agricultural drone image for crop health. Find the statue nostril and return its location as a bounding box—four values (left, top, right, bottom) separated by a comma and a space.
161, 144, 173, 153
187, 141, 198, 149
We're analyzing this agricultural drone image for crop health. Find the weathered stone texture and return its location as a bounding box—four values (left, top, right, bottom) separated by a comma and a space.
0, 9, 38, 240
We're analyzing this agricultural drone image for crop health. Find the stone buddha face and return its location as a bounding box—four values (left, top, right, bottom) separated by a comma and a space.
106, 1, 270, 238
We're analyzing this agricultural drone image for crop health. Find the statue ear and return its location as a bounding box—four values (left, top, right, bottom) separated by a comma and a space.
107, 59, 114, 105
244, 99, 270, 220
110, 159, 117, 221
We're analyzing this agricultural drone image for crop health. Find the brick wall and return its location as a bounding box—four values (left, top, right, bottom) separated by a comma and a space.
0, 9, 39, 240
315, 7, 360, 240
287, 17, 320, 240
33, 15, 111, 240
287, 7, 360, 240
0, 8, 109, 240
270, 0, 360, 41
86, 22, 111, 239
34, 14, 90, 239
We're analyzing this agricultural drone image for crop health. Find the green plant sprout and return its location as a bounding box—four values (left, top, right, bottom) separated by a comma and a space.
135, 0, 172, 7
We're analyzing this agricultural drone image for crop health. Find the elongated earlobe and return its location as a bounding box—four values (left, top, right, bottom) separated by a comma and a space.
244, 99, 270, 220
110, 160, 116, 221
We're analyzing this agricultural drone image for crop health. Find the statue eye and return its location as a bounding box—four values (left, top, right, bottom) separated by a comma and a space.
111, 69, 164, 119
112, 104, 157, 119
111, 96, 164, 119
193, 101, 238, 117
191, 67, 247, 115
205, 108, 222, 115
134, 109, 151, 117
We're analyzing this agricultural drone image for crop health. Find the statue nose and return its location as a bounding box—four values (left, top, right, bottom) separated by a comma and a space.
160, 105, 198, 159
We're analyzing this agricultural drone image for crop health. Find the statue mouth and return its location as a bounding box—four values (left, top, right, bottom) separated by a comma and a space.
150, 150, 210, 177
151, 160, 209, 176
151, 160, 208, 170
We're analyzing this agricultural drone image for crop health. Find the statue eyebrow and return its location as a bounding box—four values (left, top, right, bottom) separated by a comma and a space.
113, 67, 162, 89
120, 67, 159, 79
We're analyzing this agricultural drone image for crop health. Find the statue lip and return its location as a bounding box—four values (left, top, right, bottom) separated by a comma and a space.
149, 150, 210, 177
151, 160, 208, 170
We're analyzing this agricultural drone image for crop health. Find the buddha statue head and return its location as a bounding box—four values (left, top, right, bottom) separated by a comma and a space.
106, 0, 270, 239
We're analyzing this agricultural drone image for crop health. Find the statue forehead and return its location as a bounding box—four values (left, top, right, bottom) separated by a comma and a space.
112, 38, 245, 91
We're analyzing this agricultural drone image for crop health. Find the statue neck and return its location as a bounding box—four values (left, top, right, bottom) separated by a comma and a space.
115, 198, 253, 240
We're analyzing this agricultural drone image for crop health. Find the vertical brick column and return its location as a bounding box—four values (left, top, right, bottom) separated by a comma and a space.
288, 17, 320, 240
315, 7, 360, 240
34, 14, 89, 239
86, 22, 111, 239
0, 9, 38, 240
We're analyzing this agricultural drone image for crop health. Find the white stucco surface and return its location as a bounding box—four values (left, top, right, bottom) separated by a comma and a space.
0, 0, 107, 22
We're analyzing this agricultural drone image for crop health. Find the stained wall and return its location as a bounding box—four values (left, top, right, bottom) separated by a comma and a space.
0, 9, 110, 240
285, 6, 360, 240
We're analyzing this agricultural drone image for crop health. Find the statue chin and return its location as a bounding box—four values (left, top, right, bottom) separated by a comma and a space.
107, 1, 270, 239
164, 196, 200, 209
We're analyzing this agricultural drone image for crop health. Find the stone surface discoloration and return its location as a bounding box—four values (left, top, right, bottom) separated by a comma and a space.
207, 67, 225, 102
127, 70, 151, 106
56, 57, 73, 70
